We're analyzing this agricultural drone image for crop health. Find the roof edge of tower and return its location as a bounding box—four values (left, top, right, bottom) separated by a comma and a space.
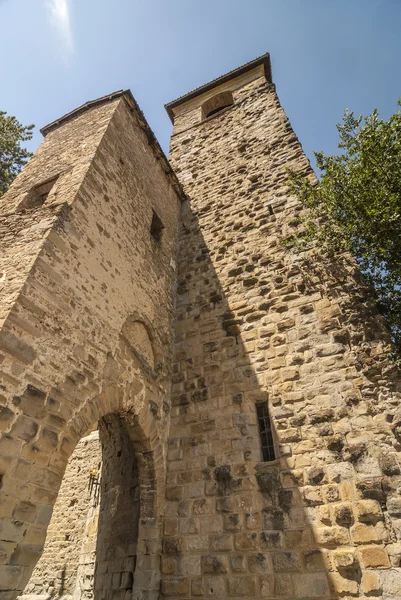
164, 53, 272, 123
40, 90, 129, 136
41, 89, 187, 202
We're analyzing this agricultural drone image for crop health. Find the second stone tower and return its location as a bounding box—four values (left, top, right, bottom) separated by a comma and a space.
161, 53, 401, 599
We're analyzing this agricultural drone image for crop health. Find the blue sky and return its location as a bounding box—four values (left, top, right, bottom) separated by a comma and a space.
1, 0, 400, 164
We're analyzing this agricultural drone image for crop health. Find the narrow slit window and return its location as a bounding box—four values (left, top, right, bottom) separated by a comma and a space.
256, 402, 276, 462
268, 204, 274, 216
150, 210, 164, 243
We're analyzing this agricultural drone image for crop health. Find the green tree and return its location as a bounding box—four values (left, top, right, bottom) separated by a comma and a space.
287, 101, 401, 353
0, 111, 34, 196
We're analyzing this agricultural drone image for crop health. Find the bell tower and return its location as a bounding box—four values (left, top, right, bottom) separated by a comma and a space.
161, 54, 401, 598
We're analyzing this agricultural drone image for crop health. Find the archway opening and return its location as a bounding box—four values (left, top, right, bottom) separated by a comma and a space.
18, 412, 153, 600
92, 414, 141, 599
201, 90, 234, 119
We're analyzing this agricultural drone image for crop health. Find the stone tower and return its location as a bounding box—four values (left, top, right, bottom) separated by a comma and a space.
0, 54, 401, 600
160, 54, 401, 598
0, 91, 184, 599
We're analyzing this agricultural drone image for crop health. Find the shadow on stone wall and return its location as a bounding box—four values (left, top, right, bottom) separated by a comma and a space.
70, 405, 162, 600
161, 199, 401, 599
91, 414, 141, 600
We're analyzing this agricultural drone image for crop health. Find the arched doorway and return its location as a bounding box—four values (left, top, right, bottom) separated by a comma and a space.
17, 405, 163, 600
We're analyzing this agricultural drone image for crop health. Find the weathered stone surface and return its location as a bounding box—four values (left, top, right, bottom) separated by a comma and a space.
0, 90, 182, 600
161, 54, 401, 599
1, 54, 400, 600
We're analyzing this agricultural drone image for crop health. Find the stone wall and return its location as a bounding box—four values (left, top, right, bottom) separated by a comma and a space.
0, 91, 183, 599
3, 55, 401, 600
21, 431, 101, 598
91, 415, 141, 600
161, 63, 401, 598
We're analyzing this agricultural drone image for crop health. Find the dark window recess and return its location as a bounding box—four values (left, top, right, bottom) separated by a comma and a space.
150, 210, 164, 243
202, 90, 234, 120
256, 402, 276, 461
206, 104, 232, 118
268, 204, 274, 216
20, 175, 59, 210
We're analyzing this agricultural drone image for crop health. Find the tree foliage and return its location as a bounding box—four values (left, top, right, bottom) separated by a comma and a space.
0, 111, 34, 196
287, 101, 401, 353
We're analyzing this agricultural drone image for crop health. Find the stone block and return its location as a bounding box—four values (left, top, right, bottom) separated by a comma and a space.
179, 517, 199, 535
223, 513, 243, 532
209, 533, 233, 552
12, 501, 38, 523
333, 550, 355, 568
0, 564, 23, 590
12, 415, 39, 442
226, 575, 257, 596
164, 518, 178, 536
10, 543, 42, 567
330, 572, 358, 595
112, 571, 122, 590
358, 545, 390, 569
234, 532, 259, 551
0, 541, 17, 563
350, 523, 380, 545
387, 542, 401, 567
120, 571, 133, 589
313, 526, 349, 547
203, 575, 225, 596
178, 555, 201, 576
260, 531, 283, 549
274, 572, 293, 596
302, 486, 323, 506
201, 555, 229, 574
387, 496, 401, 517
381, 568, 401, 595
244, 512, 261, 530
248, 553, 270, 573
162, 537, 183, 556
272, 551, 302, 572
260, 574, 274, 596
184, 535, 209, 553
191, 576, 204, 596
166, 486, 183, 501
0, 331, 36, 363
293, 572, 331, 597
333, 502, 354, 527
161, 576, 190, 596
354, 499, 383, 524
361, 570, 381, 594
303, 548, 331, 571
229, 554, 246, 573
0, 519, 27, 543
161, 557, 176, 574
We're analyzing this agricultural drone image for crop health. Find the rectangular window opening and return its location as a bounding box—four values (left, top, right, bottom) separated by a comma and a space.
150, 209, 164, 243
19, 175, 59, 211
256, 401, 276, 462
33, 176, 59, 206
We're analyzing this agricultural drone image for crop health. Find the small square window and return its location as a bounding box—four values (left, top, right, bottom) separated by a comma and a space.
150, 210, 164, 243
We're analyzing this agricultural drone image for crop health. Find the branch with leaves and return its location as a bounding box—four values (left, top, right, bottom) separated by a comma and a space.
0, 111, 34, 197
287, 101, 401, 353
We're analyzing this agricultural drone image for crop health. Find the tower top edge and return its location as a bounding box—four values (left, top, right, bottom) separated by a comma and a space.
40, 89, 131, 136
164, 53, 272, 123
41, 88, 187, 203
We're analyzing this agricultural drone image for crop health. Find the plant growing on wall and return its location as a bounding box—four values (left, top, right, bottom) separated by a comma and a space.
287, 101, 401, 354
0, 111, 33, 196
